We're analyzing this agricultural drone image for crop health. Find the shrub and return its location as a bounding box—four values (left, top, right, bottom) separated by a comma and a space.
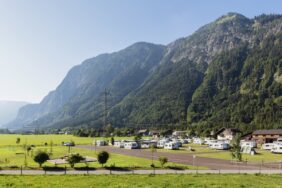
97, 151, 109, 167
34, 151, 50, 167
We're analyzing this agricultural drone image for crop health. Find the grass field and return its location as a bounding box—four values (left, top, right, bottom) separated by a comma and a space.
0, 174, 282, 188
0, 133, 204, 170
0, 145, 203, 170
0, 134, 139, 146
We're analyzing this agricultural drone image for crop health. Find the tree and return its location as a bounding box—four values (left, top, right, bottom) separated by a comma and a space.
134, 134, 142, 142
110, 137, 115, 146
159, 156, 168, 168
16, 138, 21, 145
97, 151, 109, 167
33, 151, 50, 167
66, 153, 85, 168
230, 133, 242, 161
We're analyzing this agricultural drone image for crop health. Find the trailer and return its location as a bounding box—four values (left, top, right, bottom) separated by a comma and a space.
271, 143, 282, 154
164, 142, 179, 150
262, 143, 274, 150
124, 142, 139, 149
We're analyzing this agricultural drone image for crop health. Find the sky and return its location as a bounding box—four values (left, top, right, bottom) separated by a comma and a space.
0, 0, 281, 103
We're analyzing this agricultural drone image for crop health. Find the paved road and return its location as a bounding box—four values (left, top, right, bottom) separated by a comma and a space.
1, 169, 282, 175
77, 145, 282, 170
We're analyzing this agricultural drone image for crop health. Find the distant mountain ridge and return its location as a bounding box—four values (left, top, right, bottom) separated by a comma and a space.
7, 13, 282, 132
0, 101, 28, 127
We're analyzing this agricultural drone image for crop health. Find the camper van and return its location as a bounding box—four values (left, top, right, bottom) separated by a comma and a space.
271, 143, 282, 154
95, 140, 108, 146
114, 141, 125, 148
210, 142, 230, 150
164, 142, 179, 150
157, 139, 170, 148
124, 142, 139, 149
262, 143, 274, 150
193, 138, 204, 145
240, 141, 257, 148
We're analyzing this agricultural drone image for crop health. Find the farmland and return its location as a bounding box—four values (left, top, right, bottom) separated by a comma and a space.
0, 174, 282, 188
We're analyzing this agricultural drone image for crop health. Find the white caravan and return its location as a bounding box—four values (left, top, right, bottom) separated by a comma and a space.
271, 143, 282, 154
124, 142, 139, 149
262, 143, 274, 150
114, 141, 125, 148
240, 141, 257, 148
157, 139, 170, 148
164, 142, 179, 150
210, 142, 230, 150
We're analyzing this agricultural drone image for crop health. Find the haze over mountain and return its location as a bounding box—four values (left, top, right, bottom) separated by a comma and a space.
0, 101, 28, 127
7, 13, 282, 133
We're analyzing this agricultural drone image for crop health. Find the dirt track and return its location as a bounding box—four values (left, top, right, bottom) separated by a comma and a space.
77, 145, 279, 170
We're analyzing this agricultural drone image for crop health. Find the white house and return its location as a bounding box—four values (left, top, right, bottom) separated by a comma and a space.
215, 128, 241, 141
95, 140, 108, 146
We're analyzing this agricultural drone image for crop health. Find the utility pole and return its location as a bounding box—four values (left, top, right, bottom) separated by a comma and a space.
103, 88, 110, 130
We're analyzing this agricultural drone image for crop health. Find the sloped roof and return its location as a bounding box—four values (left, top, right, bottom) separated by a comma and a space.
252, 129, 282, 135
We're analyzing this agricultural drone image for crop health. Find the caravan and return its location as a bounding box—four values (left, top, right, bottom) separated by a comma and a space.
240, 140, 257, 148
164, 142, 179, 150
124, 142, 139, 149
271, 143, 282, 154
210, 142, 230, 150
262, 143, 274, 150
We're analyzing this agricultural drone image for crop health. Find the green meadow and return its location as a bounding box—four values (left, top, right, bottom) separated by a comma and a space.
0, 174, 282, 188
0, 134, 201, 170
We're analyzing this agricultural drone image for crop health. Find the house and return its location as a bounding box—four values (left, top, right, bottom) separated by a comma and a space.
215, 128, 241, 141
252, 129, 282, 145
172, 131, 187, 137
149, 130, 161, 137
138, 129, 149, 136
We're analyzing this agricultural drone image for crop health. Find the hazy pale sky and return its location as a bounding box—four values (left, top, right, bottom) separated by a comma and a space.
0, 0, 281, 103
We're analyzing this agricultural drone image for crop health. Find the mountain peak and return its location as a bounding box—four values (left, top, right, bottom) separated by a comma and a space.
216, 12, 249, 24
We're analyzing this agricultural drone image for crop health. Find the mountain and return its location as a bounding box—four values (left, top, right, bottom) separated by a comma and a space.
0, 101, 28, 127
7, 13, 282, 132
7, 42, 166, 130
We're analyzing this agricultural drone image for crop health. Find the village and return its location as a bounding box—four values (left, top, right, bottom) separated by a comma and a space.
95, 128, 282, 154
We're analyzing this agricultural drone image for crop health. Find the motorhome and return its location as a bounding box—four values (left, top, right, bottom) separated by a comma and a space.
193, 138, 204, 145
210, 142, 230, 150
164, 142, 179, 150
271, 143, 282, 154
114, 140, 125, 148
240, 140, 257, 148
124, 142, 139, 149
262, 143, 274, 150
95, 140, 107, 146
157, 139, 170, 148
